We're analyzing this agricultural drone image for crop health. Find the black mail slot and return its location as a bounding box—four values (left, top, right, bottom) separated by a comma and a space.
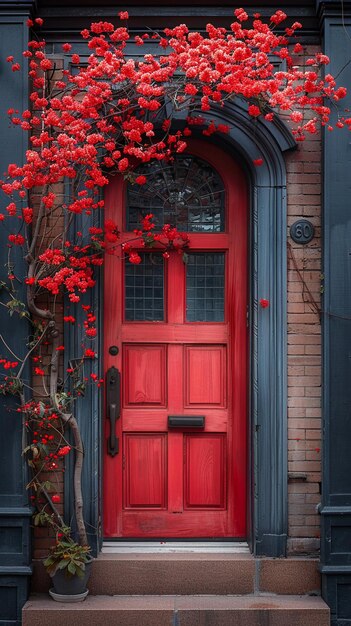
168, 415, 205, 428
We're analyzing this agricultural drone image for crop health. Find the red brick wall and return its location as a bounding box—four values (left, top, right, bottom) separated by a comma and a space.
286, 129, 322, 555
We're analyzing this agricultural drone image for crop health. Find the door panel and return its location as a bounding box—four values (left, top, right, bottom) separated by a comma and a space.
184, 434, 226, 509
123, 434, 167, 509
123, 344, 167, 406
184, 345, 227, 407
104, 140, 248, 538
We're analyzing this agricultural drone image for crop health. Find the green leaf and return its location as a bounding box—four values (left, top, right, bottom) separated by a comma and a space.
75, 565, 85, 578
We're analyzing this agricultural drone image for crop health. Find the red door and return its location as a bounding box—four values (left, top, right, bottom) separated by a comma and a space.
104, 141, 247, 538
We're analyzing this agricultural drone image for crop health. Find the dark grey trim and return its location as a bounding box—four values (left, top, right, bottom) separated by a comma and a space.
32, 3, 320, 45
253, 183, 288, 557
200, 101, 293, 556
321, 566, 351, 574
319, 2, 351, 623
0, 567, 32, 575
0, 6, 35, 624
64, 204, 103, 557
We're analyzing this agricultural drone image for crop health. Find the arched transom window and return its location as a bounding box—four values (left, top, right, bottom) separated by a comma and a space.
127, 154, 225, 232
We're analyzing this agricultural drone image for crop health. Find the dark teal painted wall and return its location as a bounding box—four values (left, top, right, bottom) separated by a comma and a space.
319, 1, 351, 623
0, 4, 34, 624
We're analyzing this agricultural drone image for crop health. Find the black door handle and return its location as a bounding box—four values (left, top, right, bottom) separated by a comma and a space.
106, 367, 120, 456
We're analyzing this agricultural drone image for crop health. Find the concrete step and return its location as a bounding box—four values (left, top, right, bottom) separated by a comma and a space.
22, 593, 330, 626
31, 554, 321, 596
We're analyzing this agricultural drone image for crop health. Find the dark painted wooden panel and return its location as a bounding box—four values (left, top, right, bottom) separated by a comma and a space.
0, 19, 31, 506
0, 7, 35, 625
0, 575, 29, 626
322, 10, 351, 504
0, 514, 31, 566
320, 3, 351, 623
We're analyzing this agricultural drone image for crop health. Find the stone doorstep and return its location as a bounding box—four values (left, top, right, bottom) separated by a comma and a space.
31, 555, 322, 597
23, 594, 330, 626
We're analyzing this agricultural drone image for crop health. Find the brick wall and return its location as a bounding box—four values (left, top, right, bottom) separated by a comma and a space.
285, 128, 322, 555
30, 67, 66, 557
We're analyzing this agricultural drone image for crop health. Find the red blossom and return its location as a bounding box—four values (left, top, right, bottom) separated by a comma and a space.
129, 252, 142, 265
118, 158, 129, 172
84, 349, 96, 358
85, 327, 97, 337
135, 175, 147, 185
63, 316, 76, 323
58, 446, 71, 456
8, 234, 25, 245
248, 105, 261, 118
34, 367, 45, 376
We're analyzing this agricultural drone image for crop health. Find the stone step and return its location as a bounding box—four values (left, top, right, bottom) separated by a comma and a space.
32, 554, 321, 596
23, 593, 330, 626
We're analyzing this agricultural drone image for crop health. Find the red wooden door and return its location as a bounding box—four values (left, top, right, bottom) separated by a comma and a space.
103, 141, 247, 538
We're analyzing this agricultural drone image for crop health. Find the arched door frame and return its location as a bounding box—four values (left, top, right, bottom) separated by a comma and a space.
65, 100, 296, 558
204, 100, 295, 556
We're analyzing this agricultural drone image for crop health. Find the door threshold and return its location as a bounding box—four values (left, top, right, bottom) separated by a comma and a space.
102, 541, 250, 554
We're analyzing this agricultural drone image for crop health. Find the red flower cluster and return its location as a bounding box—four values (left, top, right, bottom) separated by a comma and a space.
0, 359, 18, 369
0, 9, 347, 226
129, 213, 190, 262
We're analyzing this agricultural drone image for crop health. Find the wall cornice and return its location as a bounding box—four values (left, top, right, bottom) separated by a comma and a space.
0, 0, 36, 12
27, 3, 320, 44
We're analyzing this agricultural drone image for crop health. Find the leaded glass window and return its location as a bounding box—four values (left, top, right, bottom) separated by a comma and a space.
125, 254, 164, 321
186, 253, 225, 322
127, 155, 225, 233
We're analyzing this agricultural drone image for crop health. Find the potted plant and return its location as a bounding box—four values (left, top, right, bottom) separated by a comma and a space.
43, 527, 93, 602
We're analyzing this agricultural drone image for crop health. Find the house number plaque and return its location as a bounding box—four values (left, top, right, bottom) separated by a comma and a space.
290, 219, 314, 244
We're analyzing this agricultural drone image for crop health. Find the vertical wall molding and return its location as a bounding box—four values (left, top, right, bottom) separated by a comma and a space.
318, 1, 351, 623
64, 210, 103, 558
0, 3, 36, 624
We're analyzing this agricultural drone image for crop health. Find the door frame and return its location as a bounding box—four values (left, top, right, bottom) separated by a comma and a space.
64, 100, 296, 557
103, 141, 248, 539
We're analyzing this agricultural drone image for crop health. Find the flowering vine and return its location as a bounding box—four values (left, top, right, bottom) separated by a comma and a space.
0, 8, 348, 555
